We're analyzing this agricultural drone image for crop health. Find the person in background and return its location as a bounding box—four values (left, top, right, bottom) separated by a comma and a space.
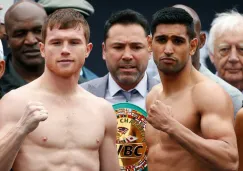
208, 10, 243, 93
80, 9, 159, 110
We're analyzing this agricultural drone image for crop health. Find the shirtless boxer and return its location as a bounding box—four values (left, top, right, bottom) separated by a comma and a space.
145, 7, 238, 171
0, 8, 119, 171
235, 108, 243, 171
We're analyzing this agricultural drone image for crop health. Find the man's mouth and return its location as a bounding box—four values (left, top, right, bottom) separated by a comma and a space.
57, 59, 75, 64
160, 57, 176, 64
23, 49, 40, 56
226, 68, 242, 73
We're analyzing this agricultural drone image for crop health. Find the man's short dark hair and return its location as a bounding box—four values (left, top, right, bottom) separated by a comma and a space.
151, 7, 195, 40
42, 8, 90, 43
103, 9, 150, 41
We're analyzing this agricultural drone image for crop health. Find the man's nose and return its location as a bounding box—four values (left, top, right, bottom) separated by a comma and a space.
122, 47, 133, 60
228, 47, 240, 63
164, 41, 174, 56
61, 42, 71, 56
24, 32, 38, 45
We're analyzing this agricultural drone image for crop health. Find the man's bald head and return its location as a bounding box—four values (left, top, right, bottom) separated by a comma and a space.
173, 4, 206, 70
173, 4, 201, 35
4, 0, 47, 71
5, 0, 47, 32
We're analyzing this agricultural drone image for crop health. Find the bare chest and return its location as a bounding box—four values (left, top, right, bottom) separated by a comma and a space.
146, 92, 200, 145
23, 102, 105, 151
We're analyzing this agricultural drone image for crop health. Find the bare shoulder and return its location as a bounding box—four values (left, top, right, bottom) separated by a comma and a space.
192, 80, 231, 101
0, 89, 26, 126
79, 87, 116, 119
147, 84, 162, 101
79, 87, 112, 107
79, 87, 117, 131
146, 83, 162, 109
0, 82, 37, 121
1, 89, 24, 111
192, 80, 233, 116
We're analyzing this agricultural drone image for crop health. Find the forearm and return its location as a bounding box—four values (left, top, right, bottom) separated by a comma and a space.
166, 120, 238, 171
0, 125, 26, 171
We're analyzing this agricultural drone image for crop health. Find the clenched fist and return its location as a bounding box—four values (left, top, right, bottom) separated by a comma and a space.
17, 102, 48, 135
147, 100, 173, 132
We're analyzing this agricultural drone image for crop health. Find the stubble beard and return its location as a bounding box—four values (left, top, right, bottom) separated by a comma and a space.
47, 63, 81, 78
115, 71, 141, 86
156, 61, 186, 75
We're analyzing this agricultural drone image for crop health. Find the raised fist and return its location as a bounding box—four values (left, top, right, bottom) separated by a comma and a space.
147, 100, 173, 132
17, 102, 48, 135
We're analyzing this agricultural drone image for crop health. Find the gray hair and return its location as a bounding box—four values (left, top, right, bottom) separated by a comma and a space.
207, 10, 243, 54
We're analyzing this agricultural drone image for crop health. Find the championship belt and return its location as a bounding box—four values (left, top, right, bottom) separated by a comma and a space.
113, 103, 148, 171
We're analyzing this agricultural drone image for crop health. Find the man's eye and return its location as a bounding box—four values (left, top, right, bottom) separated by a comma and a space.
220, 48, 229, 53
133, 46, 143, 50
14, 31, 25, 37
236, 47, 243, 56
220, 48, 229, 52
173, 38, 184, 45
113, 46, 123, 50
156, 37, 166, 43
237, 47, 243, 52
71, 41, 80, 45
52, 41, 61, 45
219, 48, 230, 56
34, 29, 41, 34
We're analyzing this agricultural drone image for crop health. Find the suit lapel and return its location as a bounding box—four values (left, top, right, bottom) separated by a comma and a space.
88, 74, 108, 98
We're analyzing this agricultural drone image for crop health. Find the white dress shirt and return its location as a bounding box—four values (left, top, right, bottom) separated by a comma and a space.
105, 73, 148, 110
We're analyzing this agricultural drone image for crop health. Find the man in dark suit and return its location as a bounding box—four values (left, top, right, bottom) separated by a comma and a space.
80, 9, 159, 110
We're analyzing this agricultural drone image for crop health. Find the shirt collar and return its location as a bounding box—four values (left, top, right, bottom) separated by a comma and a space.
108, 73, 148, 97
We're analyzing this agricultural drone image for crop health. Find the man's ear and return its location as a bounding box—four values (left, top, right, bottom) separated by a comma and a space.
0, 60, 5, 78
190, 38, 198, 56
147, 35, 152, 52
209, 52, 215, 64
102, 42, 106, 60
85, 43, 93, 59
39, 42, 45, 58
199, 32, 206, 49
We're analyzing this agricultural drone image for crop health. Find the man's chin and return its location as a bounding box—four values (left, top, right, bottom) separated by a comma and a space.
225, 75, 243, 83
24, 56, 45, 66
117, 75, 139, 85
53, 70, 79, 78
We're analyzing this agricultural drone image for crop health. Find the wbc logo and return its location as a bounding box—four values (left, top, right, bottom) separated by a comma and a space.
113, 103, 148, 171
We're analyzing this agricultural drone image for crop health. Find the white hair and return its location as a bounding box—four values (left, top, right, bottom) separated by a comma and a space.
0, 40, 3, 60
207, 10, 243, 54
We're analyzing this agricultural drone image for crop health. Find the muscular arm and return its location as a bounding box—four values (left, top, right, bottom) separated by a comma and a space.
99, 101, 120, 171
235, 108, 243, 171
147, 82, 238, 171
0, 123, 26, 171
0, 94, 26, 171
0, 93, 47, 171
168, 83, 238, 170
